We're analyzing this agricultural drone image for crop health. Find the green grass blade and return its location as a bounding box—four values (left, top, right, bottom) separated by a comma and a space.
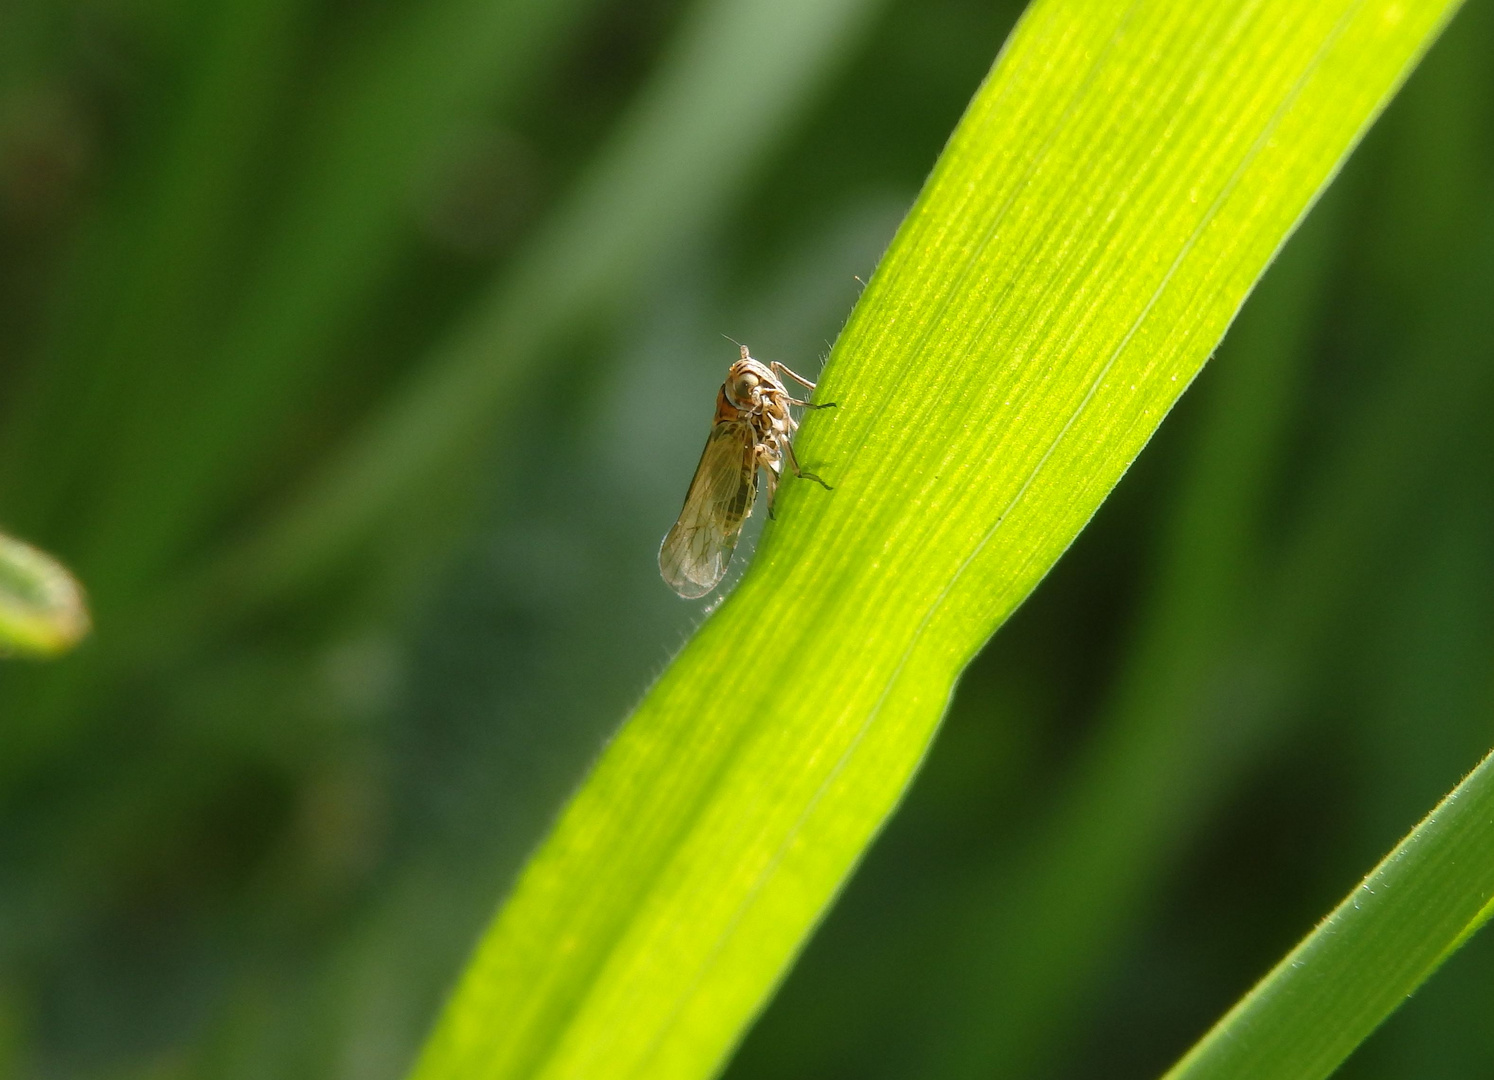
407, 3, 1460, 1079
0, 532, 89, 657
917, 190, 1351, 1080
921, 24, 1494, 1056
1164, 744, 1494, 1080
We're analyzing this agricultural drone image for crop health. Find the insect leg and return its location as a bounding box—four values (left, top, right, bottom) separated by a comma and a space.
770, 361, 820, 392
783, 438, 833, 490
786, 397, 836, 409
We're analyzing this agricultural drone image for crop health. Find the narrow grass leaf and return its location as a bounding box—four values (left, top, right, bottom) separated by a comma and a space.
409, 3, 1461, 1079
1164, 744, 1494, 1080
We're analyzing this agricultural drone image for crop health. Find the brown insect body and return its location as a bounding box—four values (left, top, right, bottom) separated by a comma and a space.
659, 345, 832, 599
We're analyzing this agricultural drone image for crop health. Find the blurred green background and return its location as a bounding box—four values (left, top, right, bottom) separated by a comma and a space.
1, 0, 1493, 1077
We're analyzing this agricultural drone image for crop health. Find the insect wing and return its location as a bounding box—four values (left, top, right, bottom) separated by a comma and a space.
659, 421, 757, 598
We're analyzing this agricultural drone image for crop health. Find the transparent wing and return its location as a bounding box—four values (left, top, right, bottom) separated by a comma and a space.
659, 421, 757, 598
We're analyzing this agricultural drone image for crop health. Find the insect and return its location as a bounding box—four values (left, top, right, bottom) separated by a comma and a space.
659, 344, 834, 599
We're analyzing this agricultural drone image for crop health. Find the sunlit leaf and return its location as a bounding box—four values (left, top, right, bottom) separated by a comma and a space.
409, 2, 1463, 1079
